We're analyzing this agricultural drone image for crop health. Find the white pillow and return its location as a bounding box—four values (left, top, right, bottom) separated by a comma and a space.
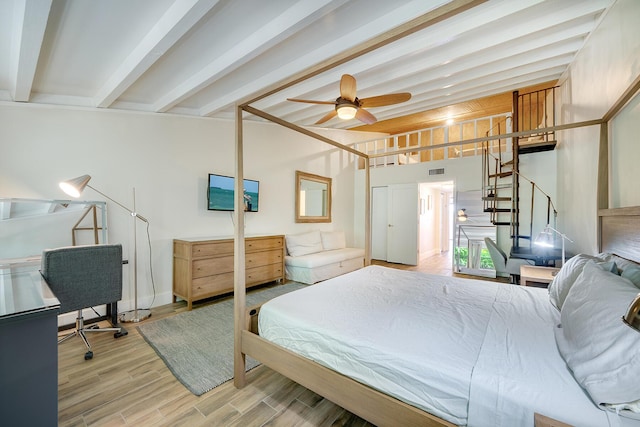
285, 231, 323, 257
555, 261, 640, 406
321, 231, 346, 251
622, 265, 640, 288
599, 253, 639, 274
548, 253, 601, 310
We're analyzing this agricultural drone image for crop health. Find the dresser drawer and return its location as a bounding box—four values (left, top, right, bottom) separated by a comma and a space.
246, 249, 283, 269
246, 264, 284, 286
246, 236, 284, 252
192, 241, 233, 258
192, 272, 233, 298
192, 254, 234, 278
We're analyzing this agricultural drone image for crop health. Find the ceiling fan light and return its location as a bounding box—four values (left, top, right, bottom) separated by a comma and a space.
336, 104, 357, 120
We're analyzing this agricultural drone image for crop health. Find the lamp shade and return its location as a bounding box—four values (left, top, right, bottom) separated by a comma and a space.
534, 228, 554, 247
623, 293, 640, 332
336, 104, 357, 120
59, 174, 92, 198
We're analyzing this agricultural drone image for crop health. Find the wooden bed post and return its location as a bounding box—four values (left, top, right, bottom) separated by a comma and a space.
234, 104, 247, 388
596, 122, 608, 251
364, 156, 371, 266
596, 71, 640, 251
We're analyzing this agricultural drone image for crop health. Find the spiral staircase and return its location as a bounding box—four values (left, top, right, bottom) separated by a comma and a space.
482, 87, 558, 250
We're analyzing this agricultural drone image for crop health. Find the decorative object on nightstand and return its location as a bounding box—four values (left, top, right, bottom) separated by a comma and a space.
623, 293, 640, 331
535, 224, 573, 266
59, 174, 151, 322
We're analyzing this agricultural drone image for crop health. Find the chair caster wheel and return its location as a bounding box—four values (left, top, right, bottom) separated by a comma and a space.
114, 330, 127, 338
84, 351, 93, 360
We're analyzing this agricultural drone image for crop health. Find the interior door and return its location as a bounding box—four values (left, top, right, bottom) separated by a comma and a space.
387, 183, 419, 265
371, 186, 388, 260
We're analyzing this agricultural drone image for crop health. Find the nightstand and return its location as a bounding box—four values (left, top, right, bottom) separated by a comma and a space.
520, 265, 560, 287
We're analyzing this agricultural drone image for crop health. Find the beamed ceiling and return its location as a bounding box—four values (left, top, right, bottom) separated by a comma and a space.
0, 0, 614, 135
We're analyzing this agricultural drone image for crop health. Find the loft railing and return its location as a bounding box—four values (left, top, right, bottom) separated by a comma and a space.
517, 86, 557, 141
352, 113, 512, 169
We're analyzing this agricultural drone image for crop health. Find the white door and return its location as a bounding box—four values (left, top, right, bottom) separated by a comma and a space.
371, 186, 388, 260
387, 183, 419, 265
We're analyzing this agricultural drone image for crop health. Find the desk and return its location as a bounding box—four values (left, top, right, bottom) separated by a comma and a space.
510, 246, 564, 266
0, 264, 60, 427
520, 265, 560, 287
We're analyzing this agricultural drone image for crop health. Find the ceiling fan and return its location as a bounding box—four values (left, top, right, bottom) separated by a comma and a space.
287, 74, 411, 125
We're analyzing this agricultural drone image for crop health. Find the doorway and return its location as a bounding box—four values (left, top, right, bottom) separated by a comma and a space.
371, 181, 453, 267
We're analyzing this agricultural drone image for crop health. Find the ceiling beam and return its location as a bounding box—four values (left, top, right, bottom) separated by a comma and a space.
94, 0, 220, 109
255, 0, 544, 115
276, 36, 581, 125
154, 0, 344, 113
203, 0, 488, 117
10, 0, 52, 102
260, 2, 597, 121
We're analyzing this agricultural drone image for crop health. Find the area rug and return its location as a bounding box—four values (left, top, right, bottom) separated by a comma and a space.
137, 282, 306, 396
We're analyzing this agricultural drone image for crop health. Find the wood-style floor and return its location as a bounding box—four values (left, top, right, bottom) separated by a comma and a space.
58, 252, 459, 426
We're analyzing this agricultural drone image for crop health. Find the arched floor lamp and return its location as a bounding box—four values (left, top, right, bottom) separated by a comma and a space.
59, 174, 151, 322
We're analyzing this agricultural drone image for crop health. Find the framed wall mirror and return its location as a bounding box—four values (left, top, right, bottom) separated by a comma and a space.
295, 171, 331, 223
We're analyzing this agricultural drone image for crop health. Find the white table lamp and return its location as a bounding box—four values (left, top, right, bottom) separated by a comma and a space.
534, 224, 573, 266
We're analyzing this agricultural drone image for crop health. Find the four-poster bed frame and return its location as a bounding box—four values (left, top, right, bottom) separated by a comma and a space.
229, 0, 640, 424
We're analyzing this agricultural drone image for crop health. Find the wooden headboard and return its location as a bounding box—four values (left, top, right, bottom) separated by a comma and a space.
599, 206, 640, 264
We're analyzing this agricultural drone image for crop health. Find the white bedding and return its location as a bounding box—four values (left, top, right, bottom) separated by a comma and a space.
259, 265, 635, 427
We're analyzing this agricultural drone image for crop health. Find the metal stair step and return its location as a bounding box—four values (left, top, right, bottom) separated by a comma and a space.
483, 183, 512, 190
488, 171, 513, 179
482, 196, 512, 202
512, 235, 531, 240
493, 221, 518, 226
484, 208, 512, 213
519, 140, 557, 155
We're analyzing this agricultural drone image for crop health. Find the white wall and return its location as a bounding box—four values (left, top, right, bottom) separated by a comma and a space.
0, 102, 380, 318
557, 0, 640, 254
353, 151, 558, 253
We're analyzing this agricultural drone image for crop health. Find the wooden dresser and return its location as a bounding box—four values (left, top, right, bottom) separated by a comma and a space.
173, 235, 285, 310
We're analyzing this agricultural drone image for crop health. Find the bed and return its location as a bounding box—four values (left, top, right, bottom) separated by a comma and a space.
240, 206, 640, 427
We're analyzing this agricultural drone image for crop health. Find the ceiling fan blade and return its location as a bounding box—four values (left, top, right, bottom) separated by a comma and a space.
360, 92, 411, 108
315, 109, 337, 124
355, 108, 377, 125
287, 98, 336, 105
340, 74, 357, 102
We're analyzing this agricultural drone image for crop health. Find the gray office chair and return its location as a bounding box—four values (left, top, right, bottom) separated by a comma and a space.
484, 237, 532, 284
41, 244, 127, 360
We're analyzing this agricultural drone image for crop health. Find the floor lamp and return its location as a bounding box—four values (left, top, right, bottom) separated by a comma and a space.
59, 174, 151, 322
534, 224, 573, 266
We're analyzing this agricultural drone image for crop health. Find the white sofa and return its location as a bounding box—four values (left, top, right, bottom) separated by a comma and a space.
284, 230, 365, 284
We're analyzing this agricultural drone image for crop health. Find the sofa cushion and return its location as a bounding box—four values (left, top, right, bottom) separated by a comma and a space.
321, 231, 346, 250
286, 231, 323, 257
285, 248, 365, 268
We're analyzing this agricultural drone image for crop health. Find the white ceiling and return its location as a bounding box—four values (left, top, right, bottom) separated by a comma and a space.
0, 0, 613, 131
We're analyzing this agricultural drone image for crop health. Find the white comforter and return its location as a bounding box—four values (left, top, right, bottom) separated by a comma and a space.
258, 265, 632, 427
